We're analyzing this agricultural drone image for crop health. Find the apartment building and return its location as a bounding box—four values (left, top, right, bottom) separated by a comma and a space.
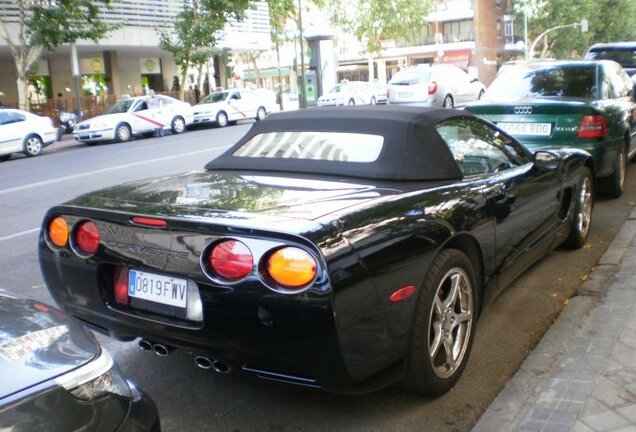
0, 0, 270, 106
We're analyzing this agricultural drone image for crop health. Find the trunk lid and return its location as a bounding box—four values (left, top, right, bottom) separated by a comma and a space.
466, 98, 601, 146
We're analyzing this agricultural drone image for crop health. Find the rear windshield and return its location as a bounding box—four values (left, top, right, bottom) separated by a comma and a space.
389, 69, 431, 85
233, 131, 384, 163
485, 66, 597, 100
586, 48, 636, 68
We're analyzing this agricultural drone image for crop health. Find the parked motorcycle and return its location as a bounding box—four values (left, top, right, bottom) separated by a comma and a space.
59, 109, 84, 134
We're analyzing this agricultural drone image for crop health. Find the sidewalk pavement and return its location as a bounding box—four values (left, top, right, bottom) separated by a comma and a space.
473, 209, 636, 432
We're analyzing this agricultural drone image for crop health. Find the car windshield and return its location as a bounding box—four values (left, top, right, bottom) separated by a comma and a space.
233, 131, 384, 163
485, 66, 597, 100
328, 84, 348, 94
586, 48, 636, 68
104, 99, 134, 114
199, 91, 228, 104
389, 69, 431, 85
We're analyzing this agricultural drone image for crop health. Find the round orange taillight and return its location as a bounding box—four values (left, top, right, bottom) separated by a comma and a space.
266, 247, 317, 289
48, 216, 69, 248
76, 221, 100, 254
209, 240, 253, 280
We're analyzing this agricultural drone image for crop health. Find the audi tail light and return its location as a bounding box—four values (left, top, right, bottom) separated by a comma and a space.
266, 247, 317, 290
577, 115, 607, 139
75, 221, 100, 254
48, 216, 69, 248
428, 81, 438, 95
208, 240, 253, 280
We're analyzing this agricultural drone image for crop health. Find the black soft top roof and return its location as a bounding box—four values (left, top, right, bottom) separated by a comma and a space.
205, 105, 471, 181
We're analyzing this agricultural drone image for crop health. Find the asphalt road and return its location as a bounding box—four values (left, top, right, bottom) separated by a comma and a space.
1, 126, 635, 432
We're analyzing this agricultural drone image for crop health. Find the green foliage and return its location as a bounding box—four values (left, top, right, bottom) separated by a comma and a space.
159, 0, 250, 73
28, 0, 116, 49
325, 0, 431, 54
520, 0, 636, 59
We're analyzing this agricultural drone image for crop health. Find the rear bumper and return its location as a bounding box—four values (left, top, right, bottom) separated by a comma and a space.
117, 381, 161, 432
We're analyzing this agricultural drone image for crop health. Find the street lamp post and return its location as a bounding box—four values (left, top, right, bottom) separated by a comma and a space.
297, 0, 307, 108
528, 19, 588, 59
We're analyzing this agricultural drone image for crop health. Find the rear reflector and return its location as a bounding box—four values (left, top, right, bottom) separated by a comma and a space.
428, 81, 438, 95
131, 217, 167, 228
48, 216, 69, 247
113, 266, 129, 305
577, 115, 607, 139
76, 221, 100, 254
266, 247, 317, 289
209, 240, 253, 280
389, 285, 416, 303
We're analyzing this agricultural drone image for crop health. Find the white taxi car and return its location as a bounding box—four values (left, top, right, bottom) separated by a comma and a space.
316, 81, 376, 107
73, 94, 193, 144
0, 109, 59, 161
191, 89, 268, 128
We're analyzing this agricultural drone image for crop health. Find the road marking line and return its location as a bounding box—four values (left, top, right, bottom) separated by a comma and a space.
0, 146, 232, 197
0, 228, 39, 242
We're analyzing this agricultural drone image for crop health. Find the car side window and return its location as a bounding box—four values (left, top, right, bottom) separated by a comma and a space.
0, 112, 26, 125
607, 64, 628, 98
437, 118, 526, 176
159, 97, 173, 107
229, 92, 241, 100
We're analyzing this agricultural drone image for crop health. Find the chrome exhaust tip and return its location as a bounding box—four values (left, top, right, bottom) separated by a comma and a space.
194, 356, 213, 370
138, 339, 152, 352
212, 360, 231, 374
152, 343, 173, 357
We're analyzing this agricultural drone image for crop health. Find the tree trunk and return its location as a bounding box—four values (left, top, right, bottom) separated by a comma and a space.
179, 68, 188, 102
16, 74, 29, 111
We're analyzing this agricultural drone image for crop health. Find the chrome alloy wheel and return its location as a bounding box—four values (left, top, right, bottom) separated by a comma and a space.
172, 117, 185, 133
116, 125, 131, 141
25, 136, 42, 156
575, 175, 593, 238
428, 267, 473, 379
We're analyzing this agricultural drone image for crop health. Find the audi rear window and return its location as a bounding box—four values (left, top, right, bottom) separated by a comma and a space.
233, 131, 384, 163
485, 66, 597, 99
586, 48, 636, 68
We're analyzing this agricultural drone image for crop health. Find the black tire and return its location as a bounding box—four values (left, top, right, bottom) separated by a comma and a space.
216, 111, 228, 128
171, 116, 186, 134
0, 154, 11, 162
23, 134, 43, 157
401, 249, 478, 396
442, 95, 454, 109
115, 123, 132, 142
564, 167, 594, 249
256, 106, 267, 121
348, 98, 355, 106
599, 145, 626, 198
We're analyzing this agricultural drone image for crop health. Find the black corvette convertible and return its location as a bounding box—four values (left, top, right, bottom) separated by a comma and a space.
39, 106, 594, 395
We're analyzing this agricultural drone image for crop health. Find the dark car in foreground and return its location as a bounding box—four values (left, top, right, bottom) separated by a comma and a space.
466, 60, 636, 198
39, 106, 594, 396
0, 293, 159, 431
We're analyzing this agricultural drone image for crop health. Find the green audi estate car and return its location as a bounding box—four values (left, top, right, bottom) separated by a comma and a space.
466, 60, 636, 197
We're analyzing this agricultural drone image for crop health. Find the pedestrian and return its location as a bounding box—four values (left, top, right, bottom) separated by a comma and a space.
147, 90, 164, 138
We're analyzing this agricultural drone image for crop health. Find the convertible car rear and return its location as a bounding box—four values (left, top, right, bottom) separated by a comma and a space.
39, 107, 594, 395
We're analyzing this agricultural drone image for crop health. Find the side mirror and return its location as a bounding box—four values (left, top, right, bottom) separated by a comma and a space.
534, 150, 561, 170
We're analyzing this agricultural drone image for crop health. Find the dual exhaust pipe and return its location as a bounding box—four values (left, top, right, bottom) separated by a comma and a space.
138, 339, 230, 374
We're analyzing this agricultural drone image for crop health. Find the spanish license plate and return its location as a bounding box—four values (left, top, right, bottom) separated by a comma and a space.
497, 122, 552, 136
128, 270, 187, 308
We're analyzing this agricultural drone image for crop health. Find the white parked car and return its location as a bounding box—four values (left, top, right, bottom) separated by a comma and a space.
317, 81, 377, 107
191, 89, 269, 128
387, 64, 486, 108
73, 94, 193, 144
0, 109, 59, 161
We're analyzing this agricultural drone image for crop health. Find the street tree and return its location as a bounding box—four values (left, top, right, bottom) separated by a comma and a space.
0, 0, 114, 111
520, 0, 636, 59
324, 0, 431, 54
158, 0, 250, 101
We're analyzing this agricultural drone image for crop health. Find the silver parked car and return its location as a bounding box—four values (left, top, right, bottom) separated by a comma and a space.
387, 64, 485, 108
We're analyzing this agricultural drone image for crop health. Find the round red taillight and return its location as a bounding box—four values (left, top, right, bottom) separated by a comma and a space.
209, 240, 253, 280
76, 221, 100, 254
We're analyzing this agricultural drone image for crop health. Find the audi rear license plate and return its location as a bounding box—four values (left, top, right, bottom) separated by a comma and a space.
128, 269, 187, 309
497, 122, 552, 136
